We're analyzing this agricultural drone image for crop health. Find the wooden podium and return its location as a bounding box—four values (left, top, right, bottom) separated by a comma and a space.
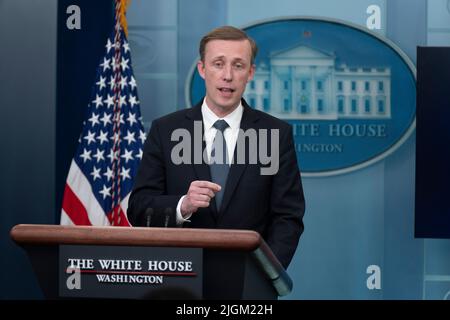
10, 224, 292, 300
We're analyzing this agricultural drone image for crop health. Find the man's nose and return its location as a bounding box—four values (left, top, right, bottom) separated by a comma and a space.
222, 65, 232, 81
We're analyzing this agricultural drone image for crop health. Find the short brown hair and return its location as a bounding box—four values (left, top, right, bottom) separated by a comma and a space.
199, 26, 258, 64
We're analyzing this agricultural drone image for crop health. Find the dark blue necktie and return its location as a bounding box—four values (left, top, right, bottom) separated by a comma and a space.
210, 120, 230, 211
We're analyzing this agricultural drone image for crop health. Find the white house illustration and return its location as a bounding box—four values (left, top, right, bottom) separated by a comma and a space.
244, 44, 391, 120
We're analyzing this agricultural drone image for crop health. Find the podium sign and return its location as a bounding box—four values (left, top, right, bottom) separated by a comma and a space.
11, 225, 292, 300
59, 245, 202, 299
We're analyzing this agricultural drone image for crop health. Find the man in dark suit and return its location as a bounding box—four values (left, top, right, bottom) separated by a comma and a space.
127, 26, 305, 270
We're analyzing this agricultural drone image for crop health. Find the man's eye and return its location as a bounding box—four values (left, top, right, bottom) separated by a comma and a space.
234, 64, 243, 69
214, 62, 223, 68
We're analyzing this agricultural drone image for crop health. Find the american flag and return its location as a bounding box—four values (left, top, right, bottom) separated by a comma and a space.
61, 7, 145, 226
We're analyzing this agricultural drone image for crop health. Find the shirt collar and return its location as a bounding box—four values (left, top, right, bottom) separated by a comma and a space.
201, 99, 243, 131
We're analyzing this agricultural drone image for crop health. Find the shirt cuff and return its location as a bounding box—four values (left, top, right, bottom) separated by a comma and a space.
176, 195, 192, 226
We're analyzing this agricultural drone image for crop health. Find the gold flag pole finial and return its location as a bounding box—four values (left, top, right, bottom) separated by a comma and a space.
118, 0, 130, 37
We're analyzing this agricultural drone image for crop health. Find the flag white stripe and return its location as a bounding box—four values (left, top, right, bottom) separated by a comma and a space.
60, 208, 75, 226
66, 160, 111, 226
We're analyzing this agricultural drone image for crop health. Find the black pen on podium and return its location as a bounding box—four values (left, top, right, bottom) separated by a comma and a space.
145, 208, 153, 227
164, 208, 172, 227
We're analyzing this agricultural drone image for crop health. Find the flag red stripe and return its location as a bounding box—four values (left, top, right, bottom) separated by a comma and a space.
62, 184, 92, 226
106, 205, 130, 226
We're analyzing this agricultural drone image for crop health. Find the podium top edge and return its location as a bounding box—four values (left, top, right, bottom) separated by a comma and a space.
10, 224, 263, 251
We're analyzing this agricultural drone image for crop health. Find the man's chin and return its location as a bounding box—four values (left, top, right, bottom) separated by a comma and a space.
206, 96, 241, 114
218, 102, 239, 112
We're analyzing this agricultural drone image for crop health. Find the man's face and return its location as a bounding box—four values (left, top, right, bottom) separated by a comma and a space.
197, 39, 255, 116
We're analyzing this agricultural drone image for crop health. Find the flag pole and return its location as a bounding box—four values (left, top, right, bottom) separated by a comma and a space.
111, 0, 130, 225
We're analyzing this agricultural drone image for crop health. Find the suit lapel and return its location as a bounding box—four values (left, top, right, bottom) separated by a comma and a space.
219, 101, 259, 216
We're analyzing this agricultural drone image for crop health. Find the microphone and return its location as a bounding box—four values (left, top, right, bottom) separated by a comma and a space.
145, 208, 154, 227
164, 208, 172, 227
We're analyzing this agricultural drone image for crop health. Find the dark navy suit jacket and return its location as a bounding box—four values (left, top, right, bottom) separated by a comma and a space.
128, 99, 305, 269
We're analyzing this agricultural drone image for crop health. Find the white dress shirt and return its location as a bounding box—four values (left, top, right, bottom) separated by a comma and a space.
175, 99, 244, 225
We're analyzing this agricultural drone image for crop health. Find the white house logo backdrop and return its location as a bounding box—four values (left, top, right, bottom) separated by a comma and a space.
187, 18, 416, 176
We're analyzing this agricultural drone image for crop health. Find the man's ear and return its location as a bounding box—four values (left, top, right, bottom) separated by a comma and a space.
197, 60, 206, 79
248, 64, 256, 82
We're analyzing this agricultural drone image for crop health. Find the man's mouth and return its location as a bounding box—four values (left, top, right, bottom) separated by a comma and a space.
218, 87, 235, 93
